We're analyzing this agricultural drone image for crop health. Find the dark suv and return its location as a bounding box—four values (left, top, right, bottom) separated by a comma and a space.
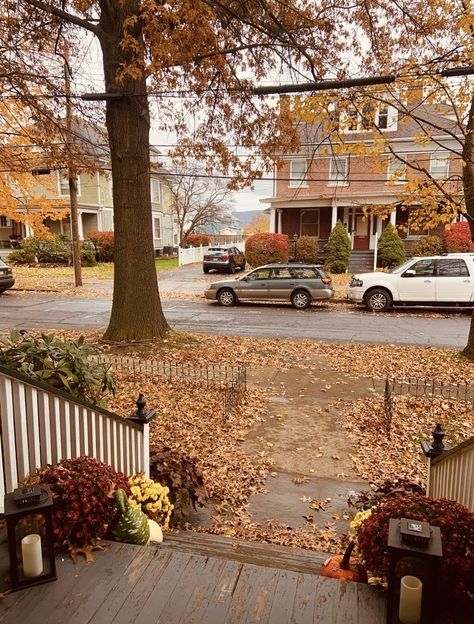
0, 258, 15, 293
205, 263, 333, 308
203, 246, 246, 274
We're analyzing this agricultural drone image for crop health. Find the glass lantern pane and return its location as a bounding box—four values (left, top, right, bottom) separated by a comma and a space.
14, 513, 51, 580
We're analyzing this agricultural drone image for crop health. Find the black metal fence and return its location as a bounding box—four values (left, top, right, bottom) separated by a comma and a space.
93, 355, 247, 420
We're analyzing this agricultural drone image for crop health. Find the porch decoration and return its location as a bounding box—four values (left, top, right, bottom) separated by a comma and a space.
385, 517, 443, 624
4, 485, 57, 591
128, 473, 173, 529
108, 489, 150, 545
320, 541, 368, 583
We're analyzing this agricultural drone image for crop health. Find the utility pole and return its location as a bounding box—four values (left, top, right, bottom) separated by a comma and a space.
64, 45, 82, 287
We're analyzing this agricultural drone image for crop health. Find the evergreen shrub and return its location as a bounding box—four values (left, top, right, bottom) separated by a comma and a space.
325, 221, 351, 273
377, 223, 405, 268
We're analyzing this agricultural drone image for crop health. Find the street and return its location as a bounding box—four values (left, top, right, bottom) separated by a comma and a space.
0, 291, 470, 348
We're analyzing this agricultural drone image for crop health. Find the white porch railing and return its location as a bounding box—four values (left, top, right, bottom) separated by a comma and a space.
428, 437, 474, 512
0, 364, 151, 514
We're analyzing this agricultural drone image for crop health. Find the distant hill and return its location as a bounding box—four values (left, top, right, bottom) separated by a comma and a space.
232, 210, 267, 226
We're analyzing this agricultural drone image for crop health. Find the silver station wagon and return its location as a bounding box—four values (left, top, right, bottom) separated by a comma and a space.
204, 263, 334, 309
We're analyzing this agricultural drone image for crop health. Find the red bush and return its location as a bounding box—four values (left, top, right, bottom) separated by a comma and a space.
444, 222, 473, 253
182, 233, 210, 248
245, 233, 289, 267
87, 230, 115, 262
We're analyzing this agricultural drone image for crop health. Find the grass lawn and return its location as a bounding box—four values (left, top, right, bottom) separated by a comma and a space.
13, 257, 178, 281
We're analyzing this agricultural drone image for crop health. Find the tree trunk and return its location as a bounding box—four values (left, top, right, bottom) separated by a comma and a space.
462, 94, 474, 240
98, 1, 168, 342
461, 309, 474, 360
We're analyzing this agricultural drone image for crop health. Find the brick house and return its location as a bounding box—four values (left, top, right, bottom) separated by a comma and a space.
265, 96, 464, 269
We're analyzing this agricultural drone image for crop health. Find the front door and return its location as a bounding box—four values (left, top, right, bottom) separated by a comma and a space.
353, 212, 370, 250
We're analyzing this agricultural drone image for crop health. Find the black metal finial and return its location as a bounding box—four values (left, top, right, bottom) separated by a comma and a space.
128, 393, 156, 425
136, 393, 146, 416
431, 423, 445, 451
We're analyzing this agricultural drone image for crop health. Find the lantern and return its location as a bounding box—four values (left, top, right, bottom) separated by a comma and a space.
4, 485, 57, 591
386, 518, 443, 624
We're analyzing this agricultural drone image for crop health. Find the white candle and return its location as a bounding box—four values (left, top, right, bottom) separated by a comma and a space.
21, 534, 43, 578
399, 575, 423, 624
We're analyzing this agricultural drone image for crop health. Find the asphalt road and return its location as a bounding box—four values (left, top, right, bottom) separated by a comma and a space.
0, 291, 471, 348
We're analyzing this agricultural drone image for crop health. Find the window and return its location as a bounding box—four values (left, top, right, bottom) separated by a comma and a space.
58, 172, 80, 197
329, 157, 348, 184
430, 153, 449, 179
406, 259, 435, 276
290, 267, 319, 279
0, 216, 11, 227
438, 259, 469, 277
153, 217, 161, 240
377, 106, 389, 129
347, 107, 359, 131
289, 160, 308, 187
387, 155, 407, 183
151, 178, 161, 203
301, 209, 320, 237
272, 267, 293, 279
248, 268, 270, 280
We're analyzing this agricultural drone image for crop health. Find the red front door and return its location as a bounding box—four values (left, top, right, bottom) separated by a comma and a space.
353, 213, 370, 250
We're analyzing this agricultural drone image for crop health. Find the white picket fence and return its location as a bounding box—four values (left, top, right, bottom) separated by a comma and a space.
0, 365, 151, 514
178, 241, 245, 267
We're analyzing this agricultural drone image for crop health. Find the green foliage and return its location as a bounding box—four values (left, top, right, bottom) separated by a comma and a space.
245, 233, 289, 267
357, 494, 474, 601
87, 230, 114, 262
295, 236, 319, 263
325, 221, 351, 273
411, 235, 444, 257
444, 221, 473, 252
7, 234, 96, 266
149, 446, 208, 524
377, 223, 406, 268
0, 330, 115, 404
182, 233, 211, 247
31, 456, 130, 548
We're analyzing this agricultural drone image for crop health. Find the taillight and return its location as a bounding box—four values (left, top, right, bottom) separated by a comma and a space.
322, 277, 332, 286
203, 255, 210, 260
221, 254, 228, 260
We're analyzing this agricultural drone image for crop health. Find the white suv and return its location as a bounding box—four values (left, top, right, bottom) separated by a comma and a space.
347, 253, 474, 312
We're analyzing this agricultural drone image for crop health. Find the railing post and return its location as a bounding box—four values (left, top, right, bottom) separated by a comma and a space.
421, 423, 451, 497
128, 394, 156, 478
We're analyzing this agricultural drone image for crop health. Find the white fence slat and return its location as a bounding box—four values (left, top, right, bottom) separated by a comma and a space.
12, 381, 29, 483
0, 377, 17, 492
38, 392, 52, 466
51, 396, 61, 465
25, 386, 41, 473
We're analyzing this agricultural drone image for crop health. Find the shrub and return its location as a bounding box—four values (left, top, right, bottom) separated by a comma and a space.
0, 330, 115, 404
377, 223, 406, 268
325, 221, 351, 273
128, 473, 174, 528
31, 456, 130, 548
149, 446, 208, 523
411, 235, 444, 257
245, 233, 289, 267
357, 494, 474, 600
87, 230, 114, 262
444, 221, 473, 252
182, 233, 211, 248
295, 236, 319, 263
7, 234, 96, 266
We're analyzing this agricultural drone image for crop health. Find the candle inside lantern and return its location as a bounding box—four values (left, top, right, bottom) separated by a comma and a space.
21, 534, 43, 578
399, 575, 422, 624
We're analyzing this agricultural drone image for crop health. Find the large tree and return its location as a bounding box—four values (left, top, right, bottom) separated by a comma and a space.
7, 0, 346, 342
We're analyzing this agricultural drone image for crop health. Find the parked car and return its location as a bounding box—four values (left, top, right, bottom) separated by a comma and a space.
203, 246, 246, 274
347, 253, 474, 312
0, 258, 15, 293
205, 263, 334, 309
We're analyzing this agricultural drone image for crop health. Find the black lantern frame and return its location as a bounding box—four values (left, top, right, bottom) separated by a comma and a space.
4, 485, 57, 591
386, 517, 443, 624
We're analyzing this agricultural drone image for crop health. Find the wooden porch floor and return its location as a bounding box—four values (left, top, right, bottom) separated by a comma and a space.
0, 532, 385, 624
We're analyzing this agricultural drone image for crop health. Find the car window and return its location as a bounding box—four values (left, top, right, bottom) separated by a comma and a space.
290, 267, 318, 279
438, 259, 469, 277
247, 268, 270, 280
0, 259, 6, 267
406, 259, 435, 277
272, 267, 292, 279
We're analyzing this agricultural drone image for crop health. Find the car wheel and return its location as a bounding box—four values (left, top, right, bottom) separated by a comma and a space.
228, 262, 236, 274
291, 290, 311, 309
217, 288, 236, 306
203, 266, 209, 274
365, 288, 392, 312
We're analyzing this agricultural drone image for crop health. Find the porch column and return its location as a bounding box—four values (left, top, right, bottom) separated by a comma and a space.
277, 209, 282, 234
24, 223, 34, 237
269, 208, 277, 233
77, 211, 84, 240
390, 210, 396, 226
331, 200, 338, 230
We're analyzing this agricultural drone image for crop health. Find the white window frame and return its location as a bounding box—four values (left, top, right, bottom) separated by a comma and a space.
57, 171, 81, 197
153, 215, 162, 240
328, 156, 348, 186
300, 209, 320, 238
430, 153, 449, 179
289, 159, 308, 188
387, 154, 407, 184
151, 178, 161, 203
